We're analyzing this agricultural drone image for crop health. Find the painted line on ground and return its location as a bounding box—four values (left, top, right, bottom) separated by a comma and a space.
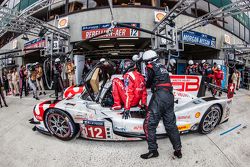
220, 124, 241, 136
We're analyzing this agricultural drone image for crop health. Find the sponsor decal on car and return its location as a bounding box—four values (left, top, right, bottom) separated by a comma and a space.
114, 126, 126, 132
170, 75, 202, 96
177, 124, 191, 131
65, 103, 76, 106
133, 125, 144, 131
87, 120, 104, 126
174, 91, 192, 98
84, 120, 106, 139
177, 115, 191, 120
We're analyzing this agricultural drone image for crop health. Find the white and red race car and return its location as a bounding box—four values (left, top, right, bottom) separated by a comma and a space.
30, 62, 234, 141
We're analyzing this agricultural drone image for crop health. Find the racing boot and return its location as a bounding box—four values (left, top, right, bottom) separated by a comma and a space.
140, 150, 159, 159
174, 149, 182, 159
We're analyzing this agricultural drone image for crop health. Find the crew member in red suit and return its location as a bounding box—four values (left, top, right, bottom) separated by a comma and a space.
111, 60, 147, 119
213, 65, 224, 96
185, 60, 195, 75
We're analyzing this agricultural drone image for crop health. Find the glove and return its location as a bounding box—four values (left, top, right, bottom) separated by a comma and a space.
140, 105, 147, 111
140, 105, 147, 117
122, 110, 131, 119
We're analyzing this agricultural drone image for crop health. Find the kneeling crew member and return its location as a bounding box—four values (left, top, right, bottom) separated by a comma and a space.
112, 60, 147, 119
141, 50, 182, 159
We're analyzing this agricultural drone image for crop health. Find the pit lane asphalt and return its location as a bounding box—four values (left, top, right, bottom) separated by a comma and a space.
0, 90, 250, 167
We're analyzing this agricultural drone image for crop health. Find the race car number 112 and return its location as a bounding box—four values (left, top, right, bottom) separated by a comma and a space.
85, 125, 106, 139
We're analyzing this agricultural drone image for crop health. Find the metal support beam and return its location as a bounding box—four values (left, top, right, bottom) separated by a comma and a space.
179, 0, 250, 32
0, 1, 70, 39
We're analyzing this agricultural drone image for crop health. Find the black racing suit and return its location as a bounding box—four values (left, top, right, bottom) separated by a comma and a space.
167, 64, 176, 74
53, 64, 64, 99
143, 59, 182, 151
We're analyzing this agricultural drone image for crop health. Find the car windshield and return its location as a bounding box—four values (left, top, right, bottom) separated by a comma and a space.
81, 60, 116, 101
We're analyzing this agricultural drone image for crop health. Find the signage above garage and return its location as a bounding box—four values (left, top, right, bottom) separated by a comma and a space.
24, 37, 45, 50
182, 31, 216, 48
82, 23, 140, 40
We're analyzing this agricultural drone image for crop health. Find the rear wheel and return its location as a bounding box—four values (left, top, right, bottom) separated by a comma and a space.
45, 109, 79, 141
199, 105, 222, 134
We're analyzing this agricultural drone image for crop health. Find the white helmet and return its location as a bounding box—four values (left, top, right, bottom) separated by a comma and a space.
55, 58, 60, 63
188, 60, 194, 65
201, 59, 206, 64
142, 50, 158, 61
132, 54, 142, 62
170, 59, 176, 66
217, 65, 221, 70
100, 58, 106, 63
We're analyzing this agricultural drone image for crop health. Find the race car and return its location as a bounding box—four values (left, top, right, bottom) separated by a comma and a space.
30, 61, 234, 141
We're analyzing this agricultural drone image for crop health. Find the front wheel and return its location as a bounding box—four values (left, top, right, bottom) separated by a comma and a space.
45, 109, 79, 141
199, 105, 222, 134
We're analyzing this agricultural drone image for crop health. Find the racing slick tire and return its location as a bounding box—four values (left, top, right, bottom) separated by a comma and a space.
199, 104, 222, 134
44, 109, 79, 141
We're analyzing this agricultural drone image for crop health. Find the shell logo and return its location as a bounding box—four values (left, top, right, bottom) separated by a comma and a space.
156, 13, 165, 22
59, 19, 67, 26
224, 34, 231, 44
58, 17, 68, 28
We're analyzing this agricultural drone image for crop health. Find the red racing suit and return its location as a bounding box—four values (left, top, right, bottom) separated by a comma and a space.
112, 70, 147, 110
214, 70, 224, 87
213, 69, 223, 95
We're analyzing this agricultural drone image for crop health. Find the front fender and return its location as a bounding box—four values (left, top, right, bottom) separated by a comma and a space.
33, 100, 61, 121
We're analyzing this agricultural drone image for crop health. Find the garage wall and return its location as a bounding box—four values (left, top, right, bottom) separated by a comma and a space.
1, 7, 245, 53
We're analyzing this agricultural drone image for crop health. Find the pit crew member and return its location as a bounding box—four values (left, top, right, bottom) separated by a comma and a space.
132, 54, 143, 73
185, 60, 195, 75
35, 63, 46, 96
53, 58, 64, 100
168, 58, 177, 74
66, 58, 76, 86
111, 60, 147, 119
213, 65, 224, 96
141, 50, 182, 159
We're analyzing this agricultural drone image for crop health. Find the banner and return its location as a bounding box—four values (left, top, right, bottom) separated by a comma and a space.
24, 37, 45, 52
182, 31, 216, 48
82, 23, 140, 40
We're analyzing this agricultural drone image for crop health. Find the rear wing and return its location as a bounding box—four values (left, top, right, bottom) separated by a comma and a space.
204, 82, 235, 99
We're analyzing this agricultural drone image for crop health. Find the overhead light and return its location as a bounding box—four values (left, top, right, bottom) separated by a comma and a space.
21, 34, 29, 41
119, 44, 135, 47
109, 52, 119, 56
117, 38, 138, 40
90, 38, 110, 42
99, 45, 114, 48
